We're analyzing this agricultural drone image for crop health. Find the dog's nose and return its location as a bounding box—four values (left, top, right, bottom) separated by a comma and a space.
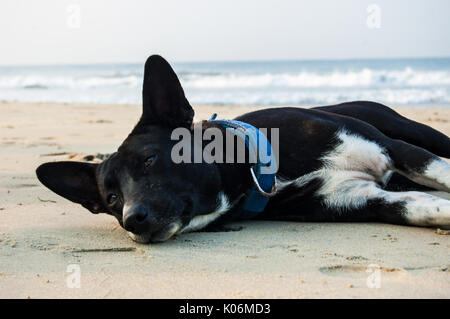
123, 204, 155, 234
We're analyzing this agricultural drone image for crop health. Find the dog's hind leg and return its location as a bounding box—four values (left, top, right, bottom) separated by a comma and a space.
332, 126, 450, 193
316, 171, 450, 226
316, 129, 450, 225
384, 172, 435, 192
316, 101, 450, 158
385, 139, 450, 193
266, 130, 450, 226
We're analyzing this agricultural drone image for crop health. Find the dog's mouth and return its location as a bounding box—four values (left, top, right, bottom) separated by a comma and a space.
127, 222, 181, 244
152, 222, 182, 242
125, 199, 193, 244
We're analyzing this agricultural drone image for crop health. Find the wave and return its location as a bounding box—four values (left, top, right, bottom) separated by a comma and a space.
185, 88, 450, 106
1, 67, 449, 90
182, 68, 450, 89
2, 87, 449, 106
0, 65, 449, 106
0, 74, 141, 90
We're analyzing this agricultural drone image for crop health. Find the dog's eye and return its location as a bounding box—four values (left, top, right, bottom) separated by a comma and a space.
144, 155, 157, 167
107, 194, 118, 205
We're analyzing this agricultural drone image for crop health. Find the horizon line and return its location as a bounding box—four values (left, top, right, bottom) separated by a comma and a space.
1, 55, 450, 68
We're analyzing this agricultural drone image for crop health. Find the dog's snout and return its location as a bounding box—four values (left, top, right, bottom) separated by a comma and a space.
134, 206, 148, 223
123, 204, 155, 234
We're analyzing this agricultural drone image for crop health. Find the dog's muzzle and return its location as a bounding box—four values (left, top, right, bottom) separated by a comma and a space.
123, 204, 180, 243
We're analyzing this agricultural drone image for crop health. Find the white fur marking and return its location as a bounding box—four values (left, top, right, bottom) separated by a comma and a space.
426, 159, 450, 187
317, 170, 378, 211
418, 158, 450, 192
405, 158, 450, 192
278, 130, 393, 210
384, 191, 450, 226
180, 192, 231, 233
276, 172, 319, 192
321, 130, 392, 180
317, 130, 392, 210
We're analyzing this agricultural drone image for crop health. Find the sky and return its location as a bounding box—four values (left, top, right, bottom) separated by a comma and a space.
0, 0, 449, 65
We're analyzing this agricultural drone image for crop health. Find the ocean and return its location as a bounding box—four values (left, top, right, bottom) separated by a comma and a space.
1, 57, 449, 107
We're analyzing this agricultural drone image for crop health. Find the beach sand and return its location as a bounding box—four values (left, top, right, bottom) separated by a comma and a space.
0, 101, 449, 299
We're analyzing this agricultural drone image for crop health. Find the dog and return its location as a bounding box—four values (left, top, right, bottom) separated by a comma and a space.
36, 55, 450, 243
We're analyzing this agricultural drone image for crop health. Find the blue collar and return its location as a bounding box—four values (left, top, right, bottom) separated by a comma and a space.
208, 114, 278, 219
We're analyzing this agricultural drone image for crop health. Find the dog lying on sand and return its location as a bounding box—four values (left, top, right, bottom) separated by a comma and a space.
37, 55, 450, 243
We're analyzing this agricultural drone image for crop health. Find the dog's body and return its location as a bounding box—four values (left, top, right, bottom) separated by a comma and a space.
37, 55, 450, 243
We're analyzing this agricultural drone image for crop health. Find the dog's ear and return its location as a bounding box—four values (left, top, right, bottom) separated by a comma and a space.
141, 55, 194, 128
36, 161, 105, 214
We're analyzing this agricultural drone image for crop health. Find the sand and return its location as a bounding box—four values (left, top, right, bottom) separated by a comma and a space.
0, 101, 449, 299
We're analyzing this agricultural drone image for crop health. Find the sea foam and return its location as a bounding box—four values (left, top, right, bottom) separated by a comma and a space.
0, 58, 449, 106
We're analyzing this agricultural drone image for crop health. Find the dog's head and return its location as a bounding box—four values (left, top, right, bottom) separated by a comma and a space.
36, 55, 232, 243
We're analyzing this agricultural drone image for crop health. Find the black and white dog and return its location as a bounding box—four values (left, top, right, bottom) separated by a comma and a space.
36, 55, 450, 243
